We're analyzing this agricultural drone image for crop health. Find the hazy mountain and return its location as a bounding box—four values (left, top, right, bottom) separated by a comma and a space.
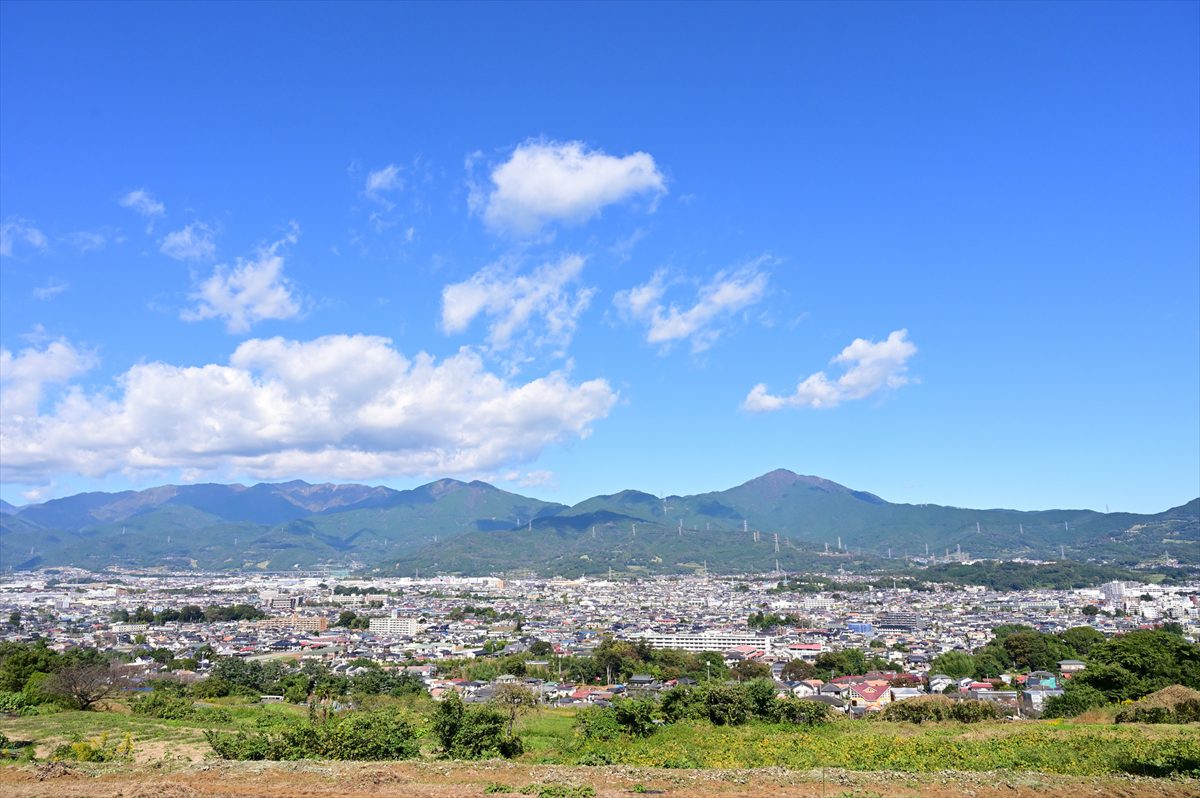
1, 470, 1195, 575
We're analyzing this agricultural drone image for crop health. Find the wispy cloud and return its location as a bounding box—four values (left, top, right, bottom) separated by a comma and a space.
33, 278, 70, 301
182, 224, 301, 333
0, 218, 49, 257
475, 140, 666, 235
743, 329, 918, 411
614, 259, 771, 353
441, 254, 594, 359
160, 222, 217, 261
118, 189, 165, 218
64, 230, 110, 253
365, 163, 403, 206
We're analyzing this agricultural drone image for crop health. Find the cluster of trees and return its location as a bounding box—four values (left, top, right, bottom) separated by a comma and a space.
446, 605, 522, 623
191, 656, 425, 704
109, 604, 265, 624
0, 641, 123, 711
575, 679, 832, 742
929, 625, 1106, 680
1043, 630, 1200, 718
334, 611, 371, 629
331, 585, 394, 596
746, 611, 810, 630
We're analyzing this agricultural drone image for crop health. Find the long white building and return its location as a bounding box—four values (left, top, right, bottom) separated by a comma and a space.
632, 631, 774, 654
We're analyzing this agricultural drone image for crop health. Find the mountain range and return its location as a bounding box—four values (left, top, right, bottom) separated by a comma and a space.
0, 470, 1195, 576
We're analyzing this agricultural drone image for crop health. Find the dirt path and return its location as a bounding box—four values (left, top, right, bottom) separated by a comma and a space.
1, 761, 1195, 798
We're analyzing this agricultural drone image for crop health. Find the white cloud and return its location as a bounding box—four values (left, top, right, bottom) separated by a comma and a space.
365, 164, 403, 205
182, 226, 301, 333
64, 230, 109, 252
742, 329, 918, 412
160, 222, 216, 261
0, 338, 97, 422
33, 278, 70, 301
0, 219, 49, 257
441, 254, 594, 357
479, 140, 666, 235
614, 260, 770, 352
118, 189, 165, 218
0, 334, 617, 485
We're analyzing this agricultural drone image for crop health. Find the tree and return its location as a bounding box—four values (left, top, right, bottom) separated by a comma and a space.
528, 640, 553, 657
1059, 626, 1105, 658
432, 692, 521, 759
1042, 683, 1108, 718
1002, 631, 1055, 671
613, 697, 658, 737
744, 678, 779, 720
731, 659, 771, 681
489, 682, 539, 735
780, 659, 815, 682
1081, 605, 1100, 617
703, 683, 750, 726
1087, 630, 1200, 694
931, 651, 976, 679
44, 664, 123, 710
815, 649, 866, 678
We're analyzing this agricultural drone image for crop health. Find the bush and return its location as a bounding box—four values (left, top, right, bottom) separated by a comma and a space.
131, 692, 197, 720
775, 698, 833, 726
881, 696, 1002, 724
50, 732, 134, 762
0, 690, 37, 715
431, 693, 523, 759
205, 710, 419, 761
702, 683, 750, 726
1115, 685, 1200, 724
1043, 684, 1109, 719
573, 706, 621, 741
660, 686, 705, 722
949, 699, 1004, 722
613, 697, 658, 737
881, 696, 952, 723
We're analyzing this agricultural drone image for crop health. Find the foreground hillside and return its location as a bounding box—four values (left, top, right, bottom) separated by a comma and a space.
1, 759, 1195, 798
2, 470, 1196, 574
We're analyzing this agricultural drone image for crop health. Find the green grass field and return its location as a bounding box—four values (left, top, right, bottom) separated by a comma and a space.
3, 702, 1198, 777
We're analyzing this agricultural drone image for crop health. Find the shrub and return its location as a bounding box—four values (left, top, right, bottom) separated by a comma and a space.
1115, 685, 1200, 724
775, 698, 833, 726
432, 693, 523, 759
881, 696, 1001, 723
881, 696, 952, 723
205, 710, 418, 761
1043, 684, 1109, 719
50, 731, 134, 762
613, 698, 658, 737
660, 686, 705, 722
949, 699, 1004, 722
573, 706, 621, 741
702, 683, 750, 726
0, 690, 37, 715
131, 692, 197, 720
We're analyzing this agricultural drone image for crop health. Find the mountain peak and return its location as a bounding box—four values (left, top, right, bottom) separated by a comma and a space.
743, 469, 846, 491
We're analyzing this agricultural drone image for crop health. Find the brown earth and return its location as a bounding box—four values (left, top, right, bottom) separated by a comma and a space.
1, 761, 1196, 798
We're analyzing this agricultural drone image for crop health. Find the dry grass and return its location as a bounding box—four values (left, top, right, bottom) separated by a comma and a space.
1, 760, 1197, 798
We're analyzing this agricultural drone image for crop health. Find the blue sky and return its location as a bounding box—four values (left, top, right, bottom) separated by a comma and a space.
1, 1, 1197, 513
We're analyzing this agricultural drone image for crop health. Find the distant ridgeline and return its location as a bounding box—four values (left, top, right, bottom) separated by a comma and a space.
1, 470, 1195, 577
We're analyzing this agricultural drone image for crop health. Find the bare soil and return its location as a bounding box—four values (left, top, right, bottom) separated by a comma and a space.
1, 761, 1196, 798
